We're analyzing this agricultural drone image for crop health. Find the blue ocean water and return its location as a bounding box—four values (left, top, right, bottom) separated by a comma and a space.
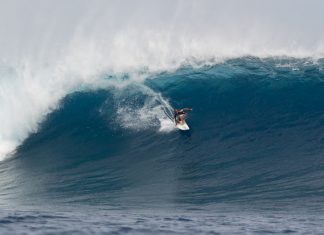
1, 57, 324, 234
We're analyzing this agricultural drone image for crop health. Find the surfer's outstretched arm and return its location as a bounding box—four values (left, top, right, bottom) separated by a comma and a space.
181, 108, 193, 112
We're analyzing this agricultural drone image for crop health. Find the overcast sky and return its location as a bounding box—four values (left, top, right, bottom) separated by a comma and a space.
0, 0, 324, 60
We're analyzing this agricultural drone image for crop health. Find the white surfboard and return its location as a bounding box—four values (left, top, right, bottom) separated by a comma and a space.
176, 121, 190, 131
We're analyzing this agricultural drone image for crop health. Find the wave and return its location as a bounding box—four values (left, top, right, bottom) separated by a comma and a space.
0, 57, 323, 208
1, 1, 324, 160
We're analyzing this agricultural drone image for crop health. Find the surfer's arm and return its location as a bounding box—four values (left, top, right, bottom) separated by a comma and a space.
181, 108, 193, 112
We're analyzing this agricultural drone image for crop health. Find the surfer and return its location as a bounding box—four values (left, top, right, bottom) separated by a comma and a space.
174, 108, 193, 125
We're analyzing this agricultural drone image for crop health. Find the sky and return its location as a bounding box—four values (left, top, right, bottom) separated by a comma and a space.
0, 0, 324, 61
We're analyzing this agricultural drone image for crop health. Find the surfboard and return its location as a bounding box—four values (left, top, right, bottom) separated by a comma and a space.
176, 121, 190, 131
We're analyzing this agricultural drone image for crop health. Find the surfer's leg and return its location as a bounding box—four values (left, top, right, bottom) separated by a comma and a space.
176, 117, 180, 124
179, 116, 184, 124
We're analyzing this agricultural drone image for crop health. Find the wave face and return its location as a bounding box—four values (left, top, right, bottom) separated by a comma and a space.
1, 57, 323, 208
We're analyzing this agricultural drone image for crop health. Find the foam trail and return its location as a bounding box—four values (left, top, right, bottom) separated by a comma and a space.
1, 0, 324, 159
113, 84, 175, 132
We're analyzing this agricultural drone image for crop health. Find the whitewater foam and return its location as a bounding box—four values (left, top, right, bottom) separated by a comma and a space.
113, 84, 174, 132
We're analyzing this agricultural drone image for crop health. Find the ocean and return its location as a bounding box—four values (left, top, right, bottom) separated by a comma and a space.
1, 1, 324, 234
